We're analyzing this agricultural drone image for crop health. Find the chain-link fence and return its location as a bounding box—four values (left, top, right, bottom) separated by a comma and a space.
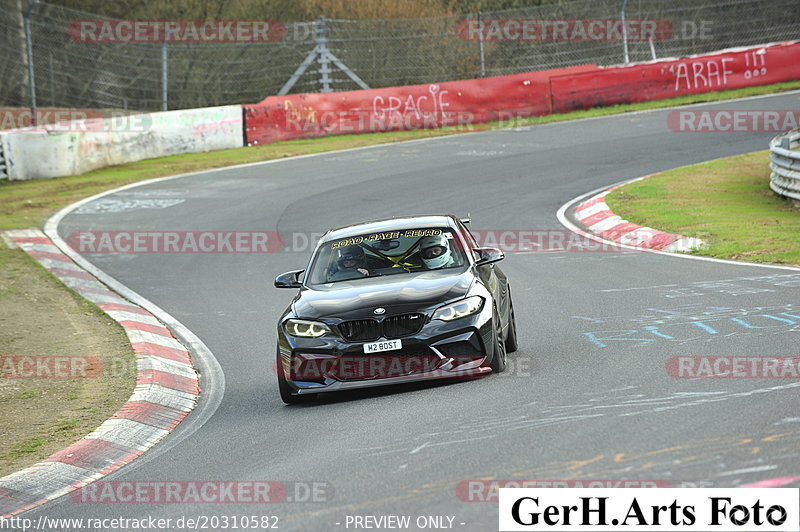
1, 0, 798, 115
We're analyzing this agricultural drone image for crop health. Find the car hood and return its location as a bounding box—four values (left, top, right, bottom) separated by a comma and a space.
293, 268, 474, 320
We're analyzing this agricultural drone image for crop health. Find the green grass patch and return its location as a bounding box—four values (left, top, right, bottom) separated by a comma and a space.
2, 81, 800, 230
606, 151, 800, 265
7, 437, 46, 458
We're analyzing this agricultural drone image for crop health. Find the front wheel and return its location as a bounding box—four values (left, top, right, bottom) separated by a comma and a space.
505, 298, 518, 353
490, 310, 507, 373
277, 347, 317, 404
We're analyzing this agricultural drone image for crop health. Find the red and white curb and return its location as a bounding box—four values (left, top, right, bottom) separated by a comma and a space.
0, 229, 199, 517
573, 178, 705, 252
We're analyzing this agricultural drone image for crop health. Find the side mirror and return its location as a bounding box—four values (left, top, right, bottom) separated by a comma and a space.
474, 247, 504, 266
274, 269, 304, 288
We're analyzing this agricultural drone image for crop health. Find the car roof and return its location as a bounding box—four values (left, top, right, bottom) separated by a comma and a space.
322, 215, 460, 242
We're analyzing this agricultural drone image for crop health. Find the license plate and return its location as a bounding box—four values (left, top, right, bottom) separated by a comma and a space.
363, 339, 402, 354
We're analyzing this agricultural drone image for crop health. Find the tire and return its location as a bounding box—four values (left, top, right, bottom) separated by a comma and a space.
276, 347, 317, 404
490, 309, 507, 373
505, 298, 518, 353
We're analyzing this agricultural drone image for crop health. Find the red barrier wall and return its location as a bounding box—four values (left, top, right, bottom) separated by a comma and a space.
244, 41, 800, 146
243, 65, 597, 146
550, 41, 800, 113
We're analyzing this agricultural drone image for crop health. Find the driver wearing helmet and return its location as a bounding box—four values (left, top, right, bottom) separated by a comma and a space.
329, 244, 370, 281
419, 234, 455, 269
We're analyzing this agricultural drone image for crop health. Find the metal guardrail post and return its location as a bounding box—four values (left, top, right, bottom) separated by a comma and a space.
620, 0, 630, 64
477, 11, 485, 78
316, 17, 332, 93
161, 39, 169, 111
24, 0, 40, 126
769, 130, 800, 205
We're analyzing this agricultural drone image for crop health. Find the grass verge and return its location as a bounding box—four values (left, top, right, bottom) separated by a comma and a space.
605, 151, 800, 266
0, 245, 136, 477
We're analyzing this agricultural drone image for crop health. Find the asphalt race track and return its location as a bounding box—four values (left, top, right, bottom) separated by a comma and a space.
25, 92, 800, 531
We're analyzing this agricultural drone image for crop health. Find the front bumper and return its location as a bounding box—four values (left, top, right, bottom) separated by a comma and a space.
277, 309, 495, 395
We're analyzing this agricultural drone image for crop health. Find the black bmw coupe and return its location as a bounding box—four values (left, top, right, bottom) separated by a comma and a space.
274, 214, 517, 404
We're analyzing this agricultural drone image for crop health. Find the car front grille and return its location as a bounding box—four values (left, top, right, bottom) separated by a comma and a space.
338, 313, 425, 341
382, 313, 424, 338
338, 319, 381, 341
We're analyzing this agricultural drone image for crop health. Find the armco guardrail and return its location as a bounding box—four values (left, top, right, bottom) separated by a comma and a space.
4, 106, 243, 181
770, 130, 800, 204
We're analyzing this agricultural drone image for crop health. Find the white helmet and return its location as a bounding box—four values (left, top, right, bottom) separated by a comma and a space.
419, 234, 452, 269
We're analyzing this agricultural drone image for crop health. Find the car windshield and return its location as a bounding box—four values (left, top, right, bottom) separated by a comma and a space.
307, 228, 468, 285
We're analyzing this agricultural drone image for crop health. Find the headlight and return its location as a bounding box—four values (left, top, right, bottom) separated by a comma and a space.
284, 319, 331, 338
432, 296, 484, 321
